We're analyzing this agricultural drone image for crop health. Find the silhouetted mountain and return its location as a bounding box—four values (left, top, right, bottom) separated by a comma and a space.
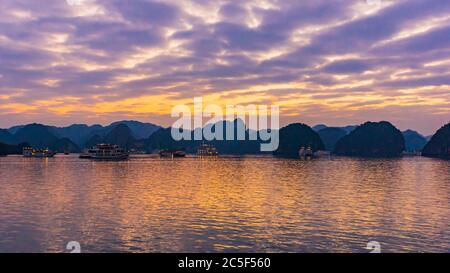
402, 130, 428, 152
274, 123, 324, 158
422, 123, 450, 159
83, 121, 159, 145
110, 120, 161, 139
14, 124, 59, 149
334, 121, 405, 157
146, 127, 186, 152
51, 138, 80, 153
3, 124, 81, 152
85, 134, 103, 149
318, 127, 347, 151
0, 142, 29, 155
84, 124, 137, 150
313, 124, 357, 134
104, 124, 136, 150
340, 125, 358, 134
0, 129, 14, 144
49, 124, 103, 147
207, 120, 262, 154
7, 125, 25, 134
5, 120, 161, 148
146, 119, 264, 155
312, 124, 328, 132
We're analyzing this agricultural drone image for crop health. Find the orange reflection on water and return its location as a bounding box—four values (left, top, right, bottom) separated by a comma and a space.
0, 156, 448, 252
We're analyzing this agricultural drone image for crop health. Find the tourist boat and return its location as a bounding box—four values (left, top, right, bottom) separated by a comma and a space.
79, 148, 97, 159
23, 147, 56, 158
197, 144, 219, 157
90, 144, 129, 161
159, 149, 186, 158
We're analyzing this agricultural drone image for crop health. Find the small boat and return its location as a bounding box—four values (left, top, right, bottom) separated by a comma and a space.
402, 151, 422, 157
299, 146, 314, 159
314, 150, 331, 157
23, 147, 56, 158
90, 144, 129, 161
159, 149, 186, 158
197, 144, 219, 157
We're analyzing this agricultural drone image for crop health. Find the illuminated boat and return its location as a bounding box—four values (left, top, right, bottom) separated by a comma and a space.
299, 146, 313, 159
197, 144, 219, 157
159, 149, 186, 158
90, 144, 129, 161
79, 148, 96, 159
23, 147, 56, 158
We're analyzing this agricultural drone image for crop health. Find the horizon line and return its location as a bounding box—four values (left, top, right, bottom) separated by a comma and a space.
1, 119, 444, 137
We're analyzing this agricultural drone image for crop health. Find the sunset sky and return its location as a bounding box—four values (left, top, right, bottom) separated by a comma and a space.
0, 0, 449, 135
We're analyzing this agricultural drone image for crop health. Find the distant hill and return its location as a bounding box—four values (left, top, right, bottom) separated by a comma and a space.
274, 123, 324, 158
51, 138, 81, 153
7, 125, 25, 134
110, 120, 161, 139
312, 124, 328, 132
3, 124, 80, 152
85, 134, 103, 149
422, 123, 450, 159
49, 121, 159, 147
340, 125, 358, 134
334, 121, 405, 157
145, 119, 261, 155
313, 124, 357, 134
402, 130, 428, 152
4, 120, 161, 148
49, 124, 103, 147
0, 142, 29, 155
104, 124, 137, 150
146, 119, 264, 155
85, 124, 138, 150
203, 120, 262, 154
14, 124, 60, 149
0, 129, 14, 144
318, 127, 347, 151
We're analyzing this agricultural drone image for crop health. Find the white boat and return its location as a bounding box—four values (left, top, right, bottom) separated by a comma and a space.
79, 148, 96, 159
90, 144, 129, 161
23, 147, 56, 158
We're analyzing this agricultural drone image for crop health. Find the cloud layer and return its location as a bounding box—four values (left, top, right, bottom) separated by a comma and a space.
0, 0, 449, 134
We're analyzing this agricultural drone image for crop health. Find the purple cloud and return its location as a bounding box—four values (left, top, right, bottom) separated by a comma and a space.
0, 0, 449, 135
322, 60, 371, 74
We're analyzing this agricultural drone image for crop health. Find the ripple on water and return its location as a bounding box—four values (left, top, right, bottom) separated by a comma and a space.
0, 155, 449, 252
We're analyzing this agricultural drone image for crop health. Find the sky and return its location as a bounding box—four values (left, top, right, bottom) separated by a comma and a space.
0, 0, 449, 135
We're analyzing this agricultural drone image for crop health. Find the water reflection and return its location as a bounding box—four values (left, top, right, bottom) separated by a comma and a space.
0, 156, 448, 252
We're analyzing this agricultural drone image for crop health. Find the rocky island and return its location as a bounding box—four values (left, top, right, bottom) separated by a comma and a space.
334, 121, 405, 157
422, 123, 450, 159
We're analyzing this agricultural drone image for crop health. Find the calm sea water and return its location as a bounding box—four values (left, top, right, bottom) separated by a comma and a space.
0, 155, 448, 253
